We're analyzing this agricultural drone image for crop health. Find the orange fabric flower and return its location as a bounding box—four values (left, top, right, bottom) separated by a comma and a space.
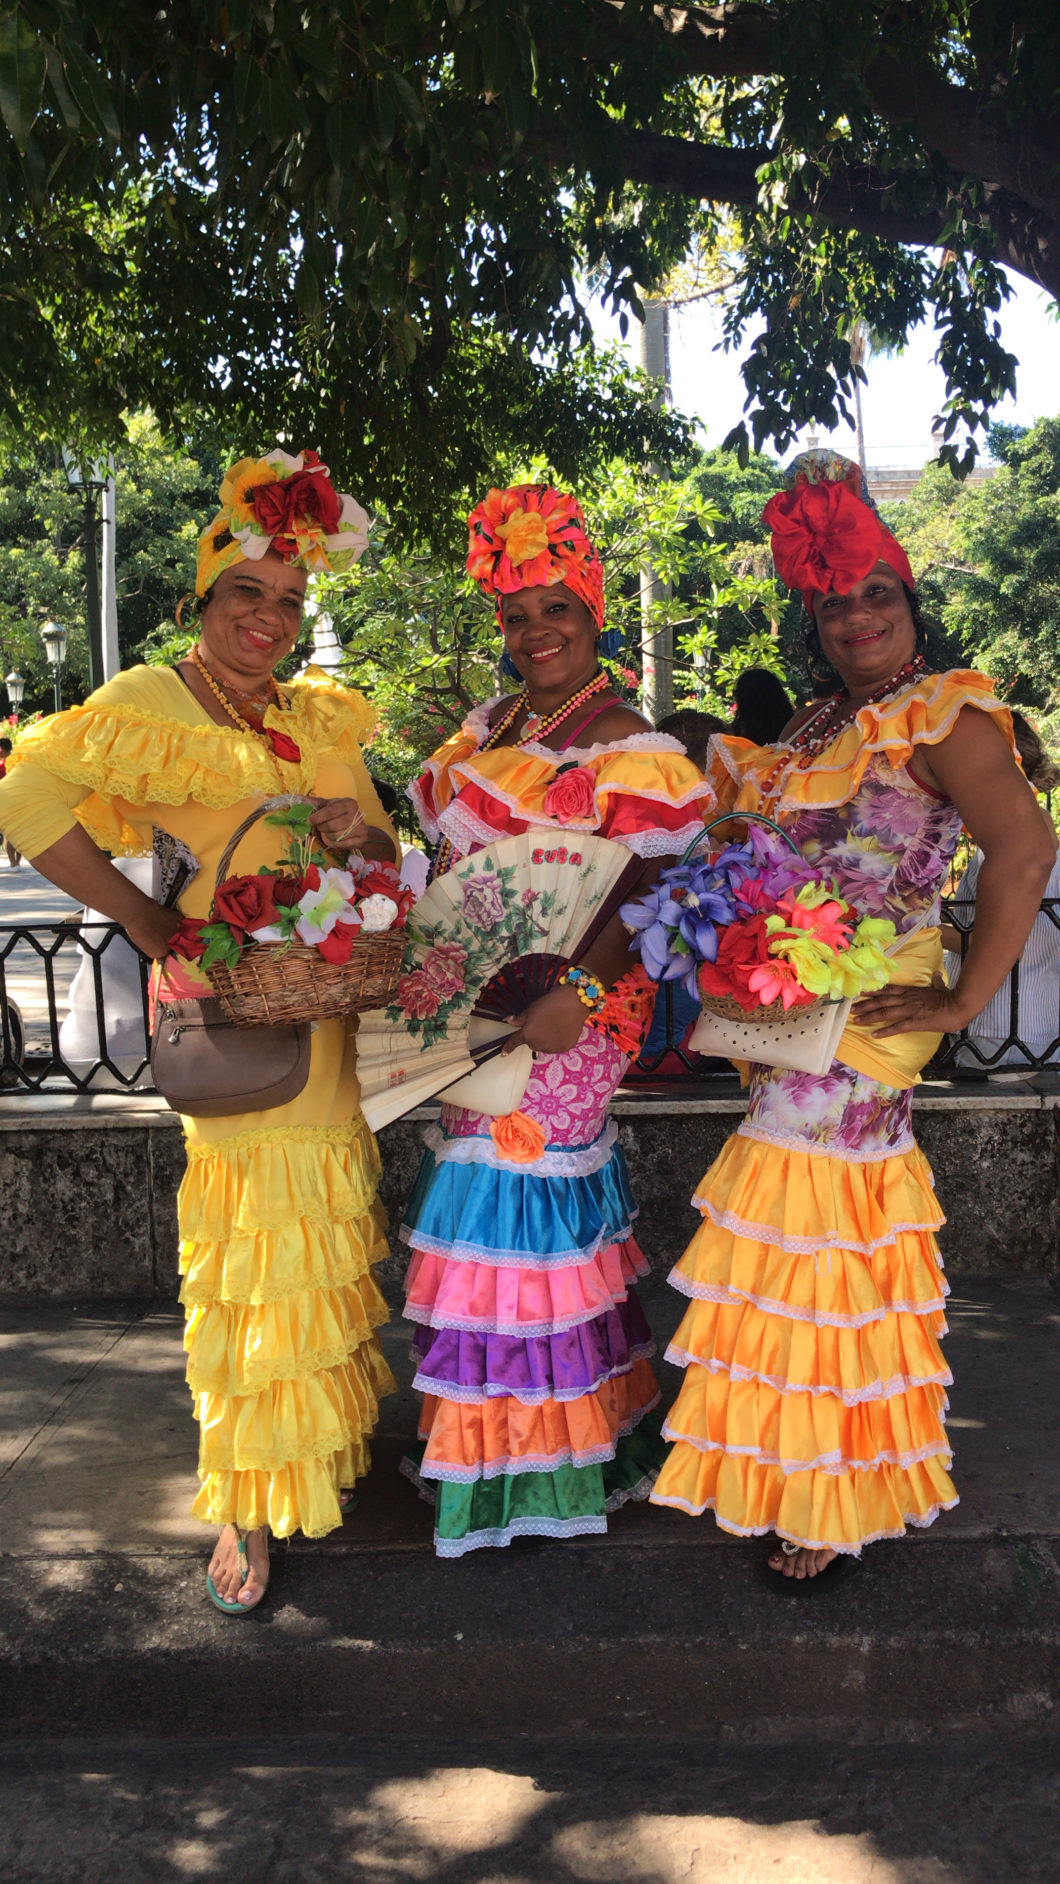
489, 1109, 548, 1165
466, 484, 605, 627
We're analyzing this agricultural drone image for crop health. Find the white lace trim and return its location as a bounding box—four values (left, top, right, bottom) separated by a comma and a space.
411, 1346, 655, 1406
658, 1421, 952, 1476
401, 1224, 636, 1269
424, 1119, 618, 1179
694, 1198, 941, 1258
667, 1270, 950, 1328
436, 1515, 610, 1554
610, 819, 713, 859
407, 771, 440, 844
603, 1467, 658, 1514
662, 1349, 952, 1405
435, 798, 505, 860
647, 1488, 960, 1545
414, 1393, 660, 1484
403, 1295, 632, 1338
737, 1120, 916, 1163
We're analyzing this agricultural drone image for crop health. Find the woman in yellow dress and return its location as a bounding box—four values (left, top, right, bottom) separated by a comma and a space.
649, 451, 1056, 1587
0, 450, 399, 1612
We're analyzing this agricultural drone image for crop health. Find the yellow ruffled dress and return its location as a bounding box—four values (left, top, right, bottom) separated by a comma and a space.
0, 665, 397, 1539
650, 671, 1015, 1553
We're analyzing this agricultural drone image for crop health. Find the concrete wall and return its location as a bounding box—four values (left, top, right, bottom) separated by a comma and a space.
0, 1084, 1058, 1300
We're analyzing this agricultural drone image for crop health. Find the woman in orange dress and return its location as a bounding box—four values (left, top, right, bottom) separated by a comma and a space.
650, 451, 1056, 1587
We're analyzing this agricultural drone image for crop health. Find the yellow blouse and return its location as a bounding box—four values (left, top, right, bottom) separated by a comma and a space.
0, 664, 396, 920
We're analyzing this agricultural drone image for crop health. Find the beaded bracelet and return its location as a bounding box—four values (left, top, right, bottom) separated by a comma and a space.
559, 965, 607, 1014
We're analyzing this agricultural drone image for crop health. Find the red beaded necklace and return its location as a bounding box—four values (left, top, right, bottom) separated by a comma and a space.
429, 667, 613, 879
787, 655, 931, 760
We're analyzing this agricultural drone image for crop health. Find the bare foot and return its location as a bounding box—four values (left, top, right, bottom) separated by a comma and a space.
207, 1525, 269, 1610
767, 1543, 838, 1580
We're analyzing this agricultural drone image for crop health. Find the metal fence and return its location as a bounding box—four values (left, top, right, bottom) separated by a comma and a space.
0, 900, 1058, 1094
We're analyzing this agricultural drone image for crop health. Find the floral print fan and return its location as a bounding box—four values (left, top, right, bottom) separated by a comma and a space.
356, 831, 644, 1131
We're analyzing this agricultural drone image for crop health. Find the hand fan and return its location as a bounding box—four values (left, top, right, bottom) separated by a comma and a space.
356, 830, 645, 1130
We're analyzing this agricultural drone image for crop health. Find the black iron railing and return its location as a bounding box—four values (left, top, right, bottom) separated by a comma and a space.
0, 899, 1057, 1094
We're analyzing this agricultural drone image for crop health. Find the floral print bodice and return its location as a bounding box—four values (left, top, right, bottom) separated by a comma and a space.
783, 753, 962, 936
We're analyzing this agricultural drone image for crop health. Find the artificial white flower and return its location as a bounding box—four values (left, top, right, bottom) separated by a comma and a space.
358, 893, 400, 933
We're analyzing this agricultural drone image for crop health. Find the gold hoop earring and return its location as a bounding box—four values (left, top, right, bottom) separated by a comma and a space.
175, 593, 197, 633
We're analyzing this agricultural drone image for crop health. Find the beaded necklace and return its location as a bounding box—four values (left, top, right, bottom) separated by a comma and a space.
786, 654, 931, 760
429, 667, 613, 880
191, 647, 283, 740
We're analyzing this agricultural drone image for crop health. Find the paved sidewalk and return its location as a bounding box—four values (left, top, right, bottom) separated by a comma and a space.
1, 1276, 1058, 1743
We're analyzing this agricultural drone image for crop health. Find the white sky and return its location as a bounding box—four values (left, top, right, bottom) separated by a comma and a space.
591, 267, 1060, 468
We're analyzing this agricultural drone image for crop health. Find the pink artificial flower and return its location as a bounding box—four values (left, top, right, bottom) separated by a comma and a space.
543, 764, 597, 824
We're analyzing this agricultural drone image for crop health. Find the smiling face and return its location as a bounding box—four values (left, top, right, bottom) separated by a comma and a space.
813, 561, 917, 700
499, 581, 600, 703
198, 551, 308, 685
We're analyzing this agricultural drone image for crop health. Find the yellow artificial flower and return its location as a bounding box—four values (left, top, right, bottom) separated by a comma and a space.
496, 509, 550, 565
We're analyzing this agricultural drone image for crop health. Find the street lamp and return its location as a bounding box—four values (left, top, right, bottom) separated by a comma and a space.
40, 620, 68, 713
62, 449, 108, 692
4, 670, 25, 718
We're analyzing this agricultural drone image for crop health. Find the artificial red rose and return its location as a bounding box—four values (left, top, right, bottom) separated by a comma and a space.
302, 863, 321, 893
266, 728, 302, 765
316, 919, 361, 965
250, 466, 342, 540
543, 764, 597, 824
357, 862, 402, 897
697, 914, 773, 1012
271, 874, 304, 908
169, 916, 209, 961
211, 872, 281, 939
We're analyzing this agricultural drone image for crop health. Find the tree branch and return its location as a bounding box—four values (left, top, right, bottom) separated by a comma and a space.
599, 5, 1060, 223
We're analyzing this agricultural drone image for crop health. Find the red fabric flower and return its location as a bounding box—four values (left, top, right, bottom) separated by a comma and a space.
266, 728, 302, 765
169, 916, 209, 961
316, 919, 362, 964
697, 915, 774, 1012
212, 873, 281, 939
357, 862, 402, 897
251, 462, 342, 541
543, 764, 597, 824
271, 875, 304, 908
762, 481, 913, 607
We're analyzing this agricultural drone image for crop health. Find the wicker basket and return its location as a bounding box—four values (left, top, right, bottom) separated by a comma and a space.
699, 988, 826, 1026
207, 794, 407, 1028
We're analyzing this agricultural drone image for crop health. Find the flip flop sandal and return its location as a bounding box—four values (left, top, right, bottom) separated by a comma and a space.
206, 1526, 266, 1615
764, 1544, 860, 1595
339, 1489, 357, 1512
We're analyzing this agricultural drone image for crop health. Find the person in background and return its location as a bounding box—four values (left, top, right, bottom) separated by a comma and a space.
372, 776, 430, 899
0, 738, 20, 867
655, 708, 726, 774
946, 713, 1060, 1068
731, 668, 795, 745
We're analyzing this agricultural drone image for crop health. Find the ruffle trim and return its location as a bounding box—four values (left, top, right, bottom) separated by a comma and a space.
664, 1347, 951, 1406
416, 1387, 660, 1483
709, 669, 1013, 818
696, 1196, 940, 1258
659, 1419, 951, 1477
8, 667, 377, 824
737, 1119, 916, 1164
647, 1490, 959, 1549
669, 1271, 949, 1329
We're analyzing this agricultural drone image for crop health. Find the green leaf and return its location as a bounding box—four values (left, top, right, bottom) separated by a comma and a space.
234, 56, 263, 125
61, 36, 120, 144
325, 100, 357, 170
0, 12, 47, 151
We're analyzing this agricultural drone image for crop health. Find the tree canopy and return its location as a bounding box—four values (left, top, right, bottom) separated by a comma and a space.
3, 3, 1058, 529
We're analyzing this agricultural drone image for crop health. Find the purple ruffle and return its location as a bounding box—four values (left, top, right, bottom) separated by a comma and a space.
411, 1294, 655, 1403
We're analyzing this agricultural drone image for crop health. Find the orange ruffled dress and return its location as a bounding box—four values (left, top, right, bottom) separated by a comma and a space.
650, 670, 1015, 1553
405, 701, 713, 1553
0, 665, 397, 1540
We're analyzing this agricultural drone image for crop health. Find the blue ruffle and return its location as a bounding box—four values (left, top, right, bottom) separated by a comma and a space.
400, 1140, 638, 1268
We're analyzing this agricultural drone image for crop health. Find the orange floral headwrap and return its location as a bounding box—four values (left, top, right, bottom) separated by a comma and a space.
762, 449, 914, 611
195, 448, 370, 597
466, 484, 605, 628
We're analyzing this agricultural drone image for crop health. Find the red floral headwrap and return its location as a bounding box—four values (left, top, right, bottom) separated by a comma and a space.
466, 484, 605, 629
196, 448, 370, 597
762, 450, 914, 610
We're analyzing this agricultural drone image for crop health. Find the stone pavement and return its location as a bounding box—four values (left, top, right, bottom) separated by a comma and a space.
1, 1274, 1059, 1748
4, 1729, 1058, 1882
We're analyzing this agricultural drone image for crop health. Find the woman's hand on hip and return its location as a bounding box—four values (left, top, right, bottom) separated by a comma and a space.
503, 982, 589, 1057
854, 975, 968, 1037
309, 796, 368, 855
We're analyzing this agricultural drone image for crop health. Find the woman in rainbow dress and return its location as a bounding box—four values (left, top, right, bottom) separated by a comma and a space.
649, 450, 1055, 1587
401, 483, 712, 1555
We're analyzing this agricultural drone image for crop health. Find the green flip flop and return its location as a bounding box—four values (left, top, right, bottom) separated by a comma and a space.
206, 1527, 263, 1615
